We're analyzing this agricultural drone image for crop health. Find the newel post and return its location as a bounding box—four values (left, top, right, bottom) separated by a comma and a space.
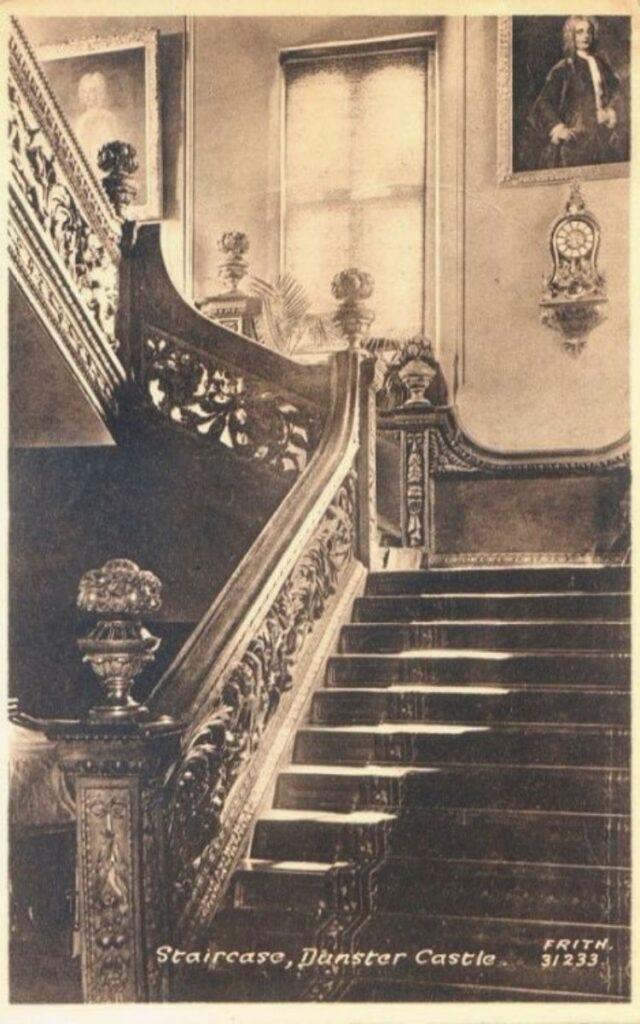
48, 560, 181, 1002
332, 269, 378, 569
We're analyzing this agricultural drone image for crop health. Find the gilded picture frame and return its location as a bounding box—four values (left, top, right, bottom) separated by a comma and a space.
38, 30, 162, 221
497, 15, 631, 186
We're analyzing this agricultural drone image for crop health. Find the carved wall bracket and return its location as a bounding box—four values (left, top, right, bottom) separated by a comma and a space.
540, 184, 608, 356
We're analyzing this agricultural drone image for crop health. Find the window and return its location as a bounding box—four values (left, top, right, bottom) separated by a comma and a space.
281, 38, 433, 340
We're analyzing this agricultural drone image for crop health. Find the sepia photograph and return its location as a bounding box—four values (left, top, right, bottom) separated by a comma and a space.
4, 1, 635, 1021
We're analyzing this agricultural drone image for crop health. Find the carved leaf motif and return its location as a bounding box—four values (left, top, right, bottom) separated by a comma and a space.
144, 335, 319, 476
166, 474, 356, 916
8, 78, 119, 348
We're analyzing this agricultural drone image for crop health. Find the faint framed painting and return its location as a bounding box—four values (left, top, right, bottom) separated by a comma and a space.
38, 30, 162, 220
497, 15, 631, 185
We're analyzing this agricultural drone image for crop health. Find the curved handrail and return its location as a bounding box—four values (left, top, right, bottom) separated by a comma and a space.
119, 224, 329, 409
378, 405, 629, 476
147, 345, 368, 726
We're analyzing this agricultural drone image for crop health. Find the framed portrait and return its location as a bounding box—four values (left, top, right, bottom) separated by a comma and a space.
38, 31, 162, 221
497, 15, 631, 185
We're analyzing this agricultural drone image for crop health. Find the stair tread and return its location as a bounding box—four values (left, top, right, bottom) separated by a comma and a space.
300, 723, 490, 734
333, 650, 629, 659
259, 808, 396, 824
365, 590, 629, 598
300, 722, 628, 734
345, 618, 629, 626
279, 763, 437, 776
323, 683, 628, 694
238, 858, 349, 873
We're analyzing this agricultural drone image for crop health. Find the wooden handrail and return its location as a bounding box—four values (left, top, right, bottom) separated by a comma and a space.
148, 346, 369, 725
8, 17, 126, 429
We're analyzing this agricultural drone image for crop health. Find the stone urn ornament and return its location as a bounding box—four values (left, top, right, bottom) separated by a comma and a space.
217, 231, 250, 293
77, 558, 162, 721
331, 268, 375, 348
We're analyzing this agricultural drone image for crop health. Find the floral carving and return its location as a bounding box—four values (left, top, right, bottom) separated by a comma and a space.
217, 231, 250, 291
8, 78, 119, 348
378, 336, 447, 409
77, 560, 162, 720
78, 559, 162, 616
144, 335, 319, 475
98, 141, 139, 216
405, 431, 425, 547
167, 474, 356, 917
331, 268, 375, 348
79, 787, 136, 1001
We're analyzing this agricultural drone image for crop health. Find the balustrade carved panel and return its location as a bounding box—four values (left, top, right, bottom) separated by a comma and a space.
167, 473, 357, 926
8, 19, 125, 423
144, 333, 321, 475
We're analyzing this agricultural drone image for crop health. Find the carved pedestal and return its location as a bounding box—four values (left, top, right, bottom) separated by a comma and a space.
50, 720, 181, 1003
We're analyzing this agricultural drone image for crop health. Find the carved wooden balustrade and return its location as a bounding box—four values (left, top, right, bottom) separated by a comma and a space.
376, 338, 630, 565
10, 182, 377, 1000
16, 345, 375, 1003
8, 17, 126, 431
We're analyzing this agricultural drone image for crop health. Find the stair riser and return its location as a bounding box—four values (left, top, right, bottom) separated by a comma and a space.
234, 863, 628, 925
275, 768, 629, 815
293, 728, 629, 768
366, 568, 630, 595
328, 655, 630, 687
390, 809, 630, 866
252, 811, 630, 867
354, 594, 630, 622
340, 623, 629, 653
252, 820, 390, 864
311, 688, 629, 726
374, 860, 629, 926
234, 871, 331, 913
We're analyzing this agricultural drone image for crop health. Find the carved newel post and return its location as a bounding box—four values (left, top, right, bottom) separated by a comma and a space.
49, 560, 181, 1003
331, 268, 375, 348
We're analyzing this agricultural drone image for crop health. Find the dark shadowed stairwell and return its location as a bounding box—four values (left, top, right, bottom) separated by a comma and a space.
183, 565, 631, 1002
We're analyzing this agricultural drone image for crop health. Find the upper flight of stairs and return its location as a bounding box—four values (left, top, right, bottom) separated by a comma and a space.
190, 566, 631, 1003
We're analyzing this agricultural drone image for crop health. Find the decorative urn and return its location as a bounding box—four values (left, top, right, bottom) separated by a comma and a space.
77, 558, 162, 721
331, 268, 375, 348
97, 141, 139, 217
217, 231, 250, 293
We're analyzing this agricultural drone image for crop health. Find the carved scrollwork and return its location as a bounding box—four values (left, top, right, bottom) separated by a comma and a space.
427, 412, 630, 477
8, 19, 125, 424
8, 76, 120, 348
166, 474, 357, 918
144, 334, 320, 475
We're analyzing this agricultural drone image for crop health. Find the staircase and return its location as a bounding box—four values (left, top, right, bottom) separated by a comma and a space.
191, 565, 631, 1003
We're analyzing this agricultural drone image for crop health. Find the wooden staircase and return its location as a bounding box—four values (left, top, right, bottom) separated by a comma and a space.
179, 566, 631, 1002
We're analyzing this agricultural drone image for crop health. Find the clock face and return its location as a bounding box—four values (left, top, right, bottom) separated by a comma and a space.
555, 218, 595, 259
